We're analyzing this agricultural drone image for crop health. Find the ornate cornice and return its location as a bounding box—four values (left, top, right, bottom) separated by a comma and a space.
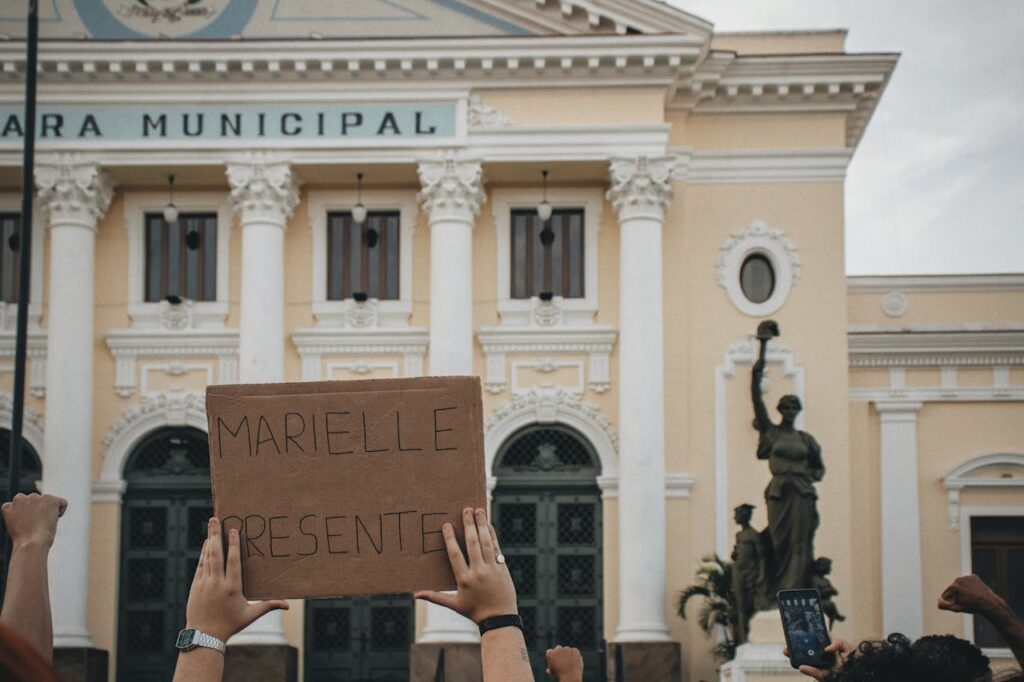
848, 329, 1024, 368
484, 385, 618, 454
607, 156, 674, 222
34, 155, 115, 229
226, 154, 301, 227
417, 154, 485, 226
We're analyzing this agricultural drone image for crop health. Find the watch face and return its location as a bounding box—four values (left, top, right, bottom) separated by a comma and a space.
176, 629, 196, 650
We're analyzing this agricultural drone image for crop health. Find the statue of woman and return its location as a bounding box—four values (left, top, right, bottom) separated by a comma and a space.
750, 321, 824, 592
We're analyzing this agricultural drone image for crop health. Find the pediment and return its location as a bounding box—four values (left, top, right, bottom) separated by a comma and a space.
19, 0, 711, 41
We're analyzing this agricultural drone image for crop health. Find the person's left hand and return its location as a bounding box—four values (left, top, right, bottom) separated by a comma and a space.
185, 517, 289, 643
1, 493, 67, 550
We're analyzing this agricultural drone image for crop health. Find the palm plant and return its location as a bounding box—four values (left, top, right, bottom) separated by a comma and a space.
677, 554, 740, 663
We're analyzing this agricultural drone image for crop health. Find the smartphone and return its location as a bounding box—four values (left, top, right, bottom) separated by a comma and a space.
777, 589, 834, 670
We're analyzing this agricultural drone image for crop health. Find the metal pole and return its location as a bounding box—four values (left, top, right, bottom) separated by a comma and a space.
1, 0, 39, 589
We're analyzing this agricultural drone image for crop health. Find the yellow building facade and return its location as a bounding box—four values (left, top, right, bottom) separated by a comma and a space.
0, 2, 1019, 681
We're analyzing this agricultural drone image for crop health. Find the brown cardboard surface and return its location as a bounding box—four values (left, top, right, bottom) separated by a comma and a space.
206, 376, 486, 600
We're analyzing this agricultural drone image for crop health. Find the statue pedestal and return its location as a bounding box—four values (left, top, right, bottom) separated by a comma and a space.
720, 612, 806, 682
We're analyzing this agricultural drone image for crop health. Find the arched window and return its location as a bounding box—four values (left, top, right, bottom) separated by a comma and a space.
492, 425, 603, 681
0, 428, 42, 495
118, 427, 210, 682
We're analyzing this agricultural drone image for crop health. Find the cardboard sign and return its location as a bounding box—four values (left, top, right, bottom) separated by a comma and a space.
206, 376, 486, 600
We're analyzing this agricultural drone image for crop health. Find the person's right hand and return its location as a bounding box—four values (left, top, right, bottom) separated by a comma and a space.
415, 507, 518, 624
783, 639, 853, 680
546, 645, 583, 681
938, 574, 1006, 616
185, 517, 289, 643
1, 493, 67, 550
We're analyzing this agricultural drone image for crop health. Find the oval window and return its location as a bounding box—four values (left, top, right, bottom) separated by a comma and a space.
739, 253, 775, 304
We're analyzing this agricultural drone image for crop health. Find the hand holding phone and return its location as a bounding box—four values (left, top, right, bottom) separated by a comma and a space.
778, 589, 835, 670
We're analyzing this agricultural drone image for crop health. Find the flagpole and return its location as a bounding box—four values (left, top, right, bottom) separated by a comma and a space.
1, 0, 39, 590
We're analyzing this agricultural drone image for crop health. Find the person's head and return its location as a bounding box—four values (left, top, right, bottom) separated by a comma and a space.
813, 557, 833, 576
777, 395, 802, 424
826, 633, 991, 682
734, 504, 754, 525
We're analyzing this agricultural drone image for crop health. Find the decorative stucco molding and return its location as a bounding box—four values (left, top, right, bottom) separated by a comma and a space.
226, 154, 302, 227
882, 291, 908, 318
0, 392, 46, 457
417, 154, 485, 225
943, 453, 1024, 530
0, 331, 48, 397
607, 156, 674, 222
35, 155, 115, 228
717, 219, 800, 317
104, 329, 239, 397
291, 327, 428, 381
476, 326, 616, 395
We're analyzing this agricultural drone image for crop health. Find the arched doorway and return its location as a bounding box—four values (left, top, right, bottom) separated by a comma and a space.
117, 427, 211, 682
492, 424, 604, 681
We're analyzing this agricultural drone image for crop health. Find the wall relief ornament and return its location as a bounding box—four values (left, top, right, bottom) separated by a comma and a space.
468, 95, 514, 127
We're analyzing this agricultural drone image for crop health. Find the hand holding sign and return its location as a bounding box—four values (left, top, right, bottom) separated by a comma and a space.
415, 508, 518, 624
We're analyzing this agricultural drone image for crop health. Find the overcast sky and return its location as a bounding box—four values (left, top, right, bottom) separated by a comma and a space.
669, 0, 1023, 275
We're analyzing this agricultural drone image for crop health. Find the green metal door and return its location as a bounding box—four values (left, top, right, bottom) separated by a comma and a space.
304, 595, 414, 681
117, 428, 212, 682
492, 425, 604, 681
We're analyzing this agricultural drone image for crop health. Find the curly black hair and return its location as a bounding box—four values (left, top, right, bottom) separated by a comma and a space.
824, 633, 991, 682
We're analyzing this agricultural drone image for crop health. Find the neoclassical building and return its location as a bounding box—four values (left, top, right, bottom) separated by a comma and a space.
0, 2, 1020, 681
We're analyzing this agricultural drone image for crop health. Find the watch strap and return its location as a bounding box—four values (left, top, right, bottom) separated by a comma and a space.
177, 629, 226, 654
478, 614, 524, 636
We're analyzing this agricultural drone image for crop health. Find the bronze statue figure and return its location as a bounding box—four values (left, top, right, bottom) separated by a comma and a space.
810, 557, 846, 630
750, 320, 824, 593
731, 503, 764, 643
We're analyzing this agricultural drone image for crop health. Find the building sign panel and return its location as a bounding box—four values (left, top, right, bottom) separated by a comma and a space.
0, 101, 459, 148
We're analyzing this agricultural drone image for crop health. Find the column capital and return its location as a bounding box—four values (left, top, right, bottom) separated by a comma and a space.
226, 154, 301, 228
35, 155, 115, 230
416, 154, 485, 226
607, 156, 675, 223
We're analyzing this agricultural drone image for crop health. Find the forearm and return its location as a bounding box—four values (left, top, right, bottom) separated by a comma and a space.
172, 648, 225, 682
0, 542, 52, 662
481, 627, 533, 682
984, 601, 1024, 668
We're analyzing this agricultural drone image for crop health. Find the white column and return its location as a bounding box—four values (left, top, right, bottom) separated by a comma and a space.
226, 155, 301, 645
876, 400, 924, 639
608, 157, 675, 643
36, 157, 115, 648
416, 154, 485, 643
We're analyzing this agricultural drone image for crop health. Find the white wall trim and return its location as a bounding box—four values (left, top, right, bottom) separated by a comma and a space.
0, 193, 45, 331
958, 504, 1024, 655
104, 329, 239, 398
672, 147, 852, 183
484, 386, 619, 486
96, 391, 208, 504
476, 326, 616, 395
848, 274, 1024, 294
0, 331, 48, 397
121, 191, 233, 329
307, 188, 418, 328
848, 329, 1024, 368
944, 454, 1024, 530
717, 219, 799, 318
490, 186, 604, 327
714, 337, 804, 556
291, 327, 429, 380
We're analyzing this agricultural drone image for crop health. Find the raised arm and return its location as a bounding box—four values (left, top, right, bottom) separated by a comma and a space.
938, 574, 1024, 669
0, 493, 67, 663
751, 356, 772, 434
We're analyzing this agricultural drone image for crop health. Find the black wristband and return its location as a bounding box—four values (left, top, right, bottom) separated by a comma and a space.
478, 614, 524, 636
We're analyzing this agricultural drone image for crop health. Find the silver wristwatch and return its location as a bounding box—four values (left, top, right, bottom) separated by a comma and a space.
175, 628, 226, 655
